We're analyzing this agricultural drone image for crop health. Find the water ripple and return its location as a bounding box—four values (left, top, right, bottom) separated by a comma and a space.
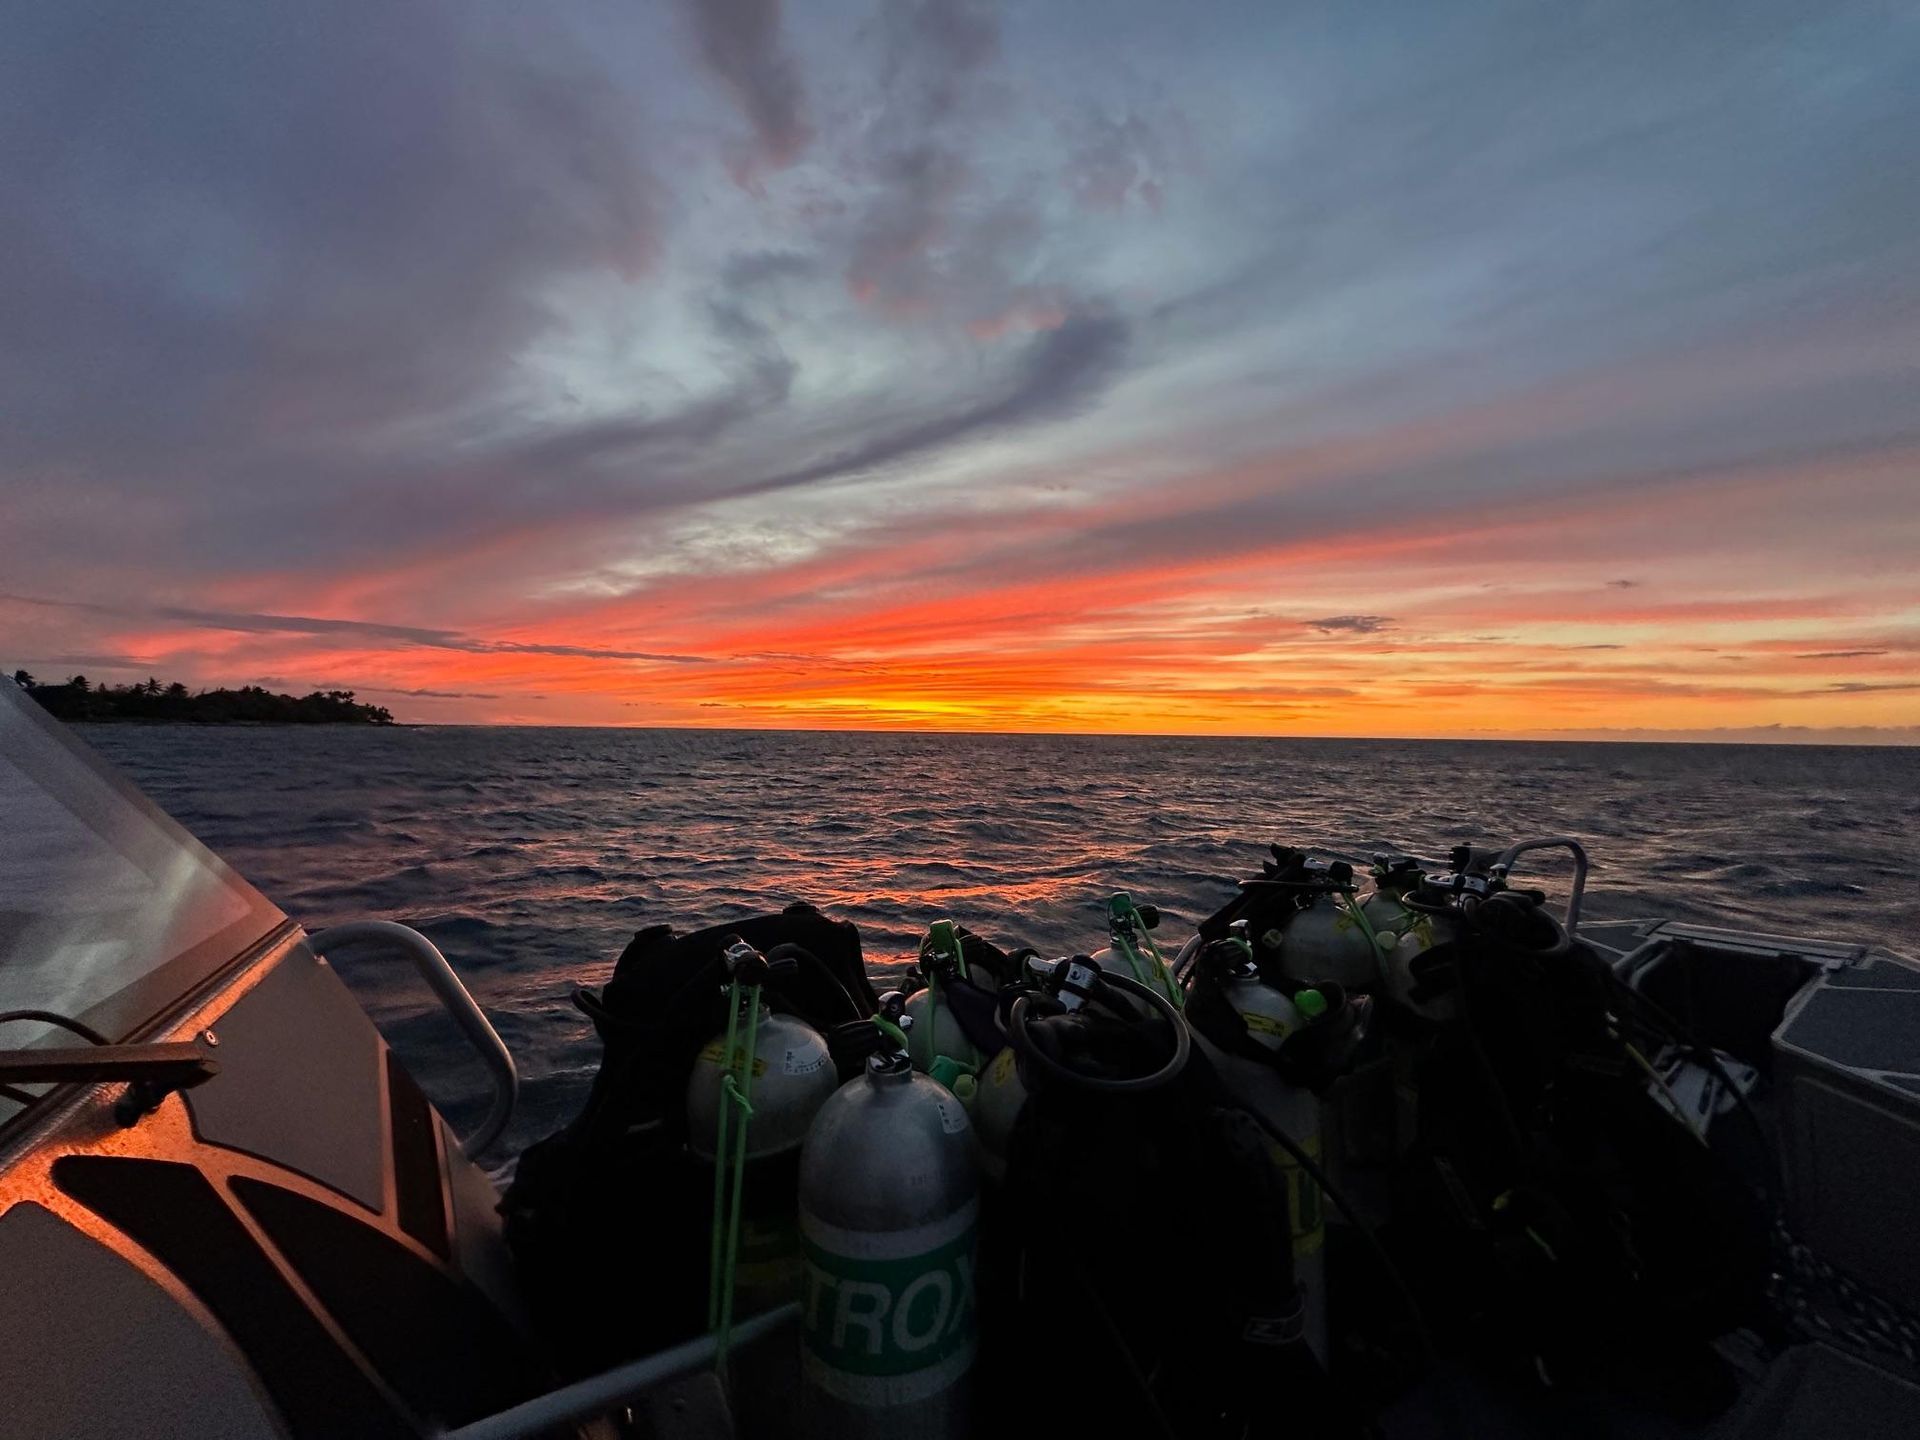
88, 725, 1920, 1152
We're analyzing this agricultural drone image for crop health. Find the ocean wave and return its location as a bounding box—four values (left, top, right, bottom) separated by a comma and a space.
87, 724, 1920, 1156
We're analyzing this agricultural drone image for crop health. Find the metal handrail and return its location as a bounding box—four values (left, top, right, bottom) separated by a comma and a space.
1489, 836, 1589, 936
441, 1303, 800, 1440
439, 1305, 798, 1440
309, 921, 518, 1159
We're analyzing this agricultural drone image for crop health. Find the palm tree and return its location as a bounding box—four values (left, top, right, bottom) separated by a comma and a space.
164, 682, 189, 701
69, 675, 90, 693
143, 676, 163, 696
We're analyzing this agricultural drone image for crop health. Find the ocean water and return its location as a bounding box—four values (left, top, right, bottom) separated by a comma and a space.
88, 725, 1920, 1155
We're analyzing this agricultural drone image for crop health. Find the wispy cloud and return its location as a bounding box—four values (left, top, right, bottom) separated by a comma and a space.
2, 595, 709, 665
672, 0, 811, 179
0, 1, 1915, 736
1307, 616, 1394, 635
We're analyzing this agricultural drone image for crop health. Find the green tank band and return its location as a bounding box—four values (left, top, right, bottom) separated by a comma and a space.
801, 1215, 978, 1380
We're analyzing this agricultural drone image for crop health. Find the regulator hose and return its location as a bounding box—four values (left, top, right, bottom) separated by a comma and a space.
1170, 932, 1204, 984
1007, 968, 1190, 1094
761, 941, 865, 1022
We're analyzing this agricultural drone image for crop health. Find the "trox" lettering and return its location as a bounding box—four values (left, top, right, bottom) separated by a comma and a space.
800, 1228, 977, 1378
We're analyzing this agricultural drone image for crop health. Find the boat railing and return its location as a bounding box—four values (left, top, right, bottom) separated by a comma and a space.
1490, 835, 1589, 936
309, 921, 518, 1158
439, 1303, 799, 1440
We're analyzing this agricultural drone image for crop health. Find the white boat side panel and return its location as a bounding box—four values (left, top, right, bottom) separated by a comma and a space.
1648, 922, 1869, 963
444, 1114, 525, 1326
184, 945, 385, 1211
0, 1199, 283, 1439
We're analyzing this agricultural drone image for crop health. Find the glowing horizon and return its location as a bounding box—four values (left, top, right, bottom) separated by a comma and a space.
3, 2, 1916, 742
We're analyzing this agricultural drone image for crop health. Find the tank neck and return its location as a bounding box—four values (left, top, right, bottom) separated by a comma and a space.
867, 1051, 914, 1086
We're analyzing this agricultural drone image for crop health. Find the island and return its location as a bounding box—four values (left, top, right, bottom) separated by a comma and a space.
9, 671, 394, 725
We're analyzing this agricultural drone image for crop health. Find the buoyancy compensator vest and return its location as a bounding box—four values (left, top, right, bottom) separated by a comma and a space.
986, 953, 1363, 1440
1183, 919, 1375, 1364
973, 902, 1188, 1181
499, 902, 878, 1375
1383, 854, 1771, 1417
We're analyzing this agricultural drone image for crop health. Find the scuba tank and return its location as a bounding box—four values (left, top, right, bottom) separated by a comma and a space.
686, 938, 841, 1313
1273, 854, 1383, 990
798, 996, 979, 1440
1382, 841, 1770, 1412
1184, 919, 1368, 1364
1364, 853, 1460, 1022
1102, 891, 1184, 1006
969, 1041, 1024, 1184
903, 919, 984, 1099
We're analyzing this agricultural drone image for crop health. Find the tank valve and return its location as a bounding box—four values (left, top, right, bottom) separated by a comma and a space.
1025, 954, 1103, 1012
720, 935, 770, 988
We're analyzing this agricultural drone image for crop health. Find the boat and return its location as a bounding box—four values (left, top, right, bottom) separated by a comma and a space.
3, 673, 1918, 1439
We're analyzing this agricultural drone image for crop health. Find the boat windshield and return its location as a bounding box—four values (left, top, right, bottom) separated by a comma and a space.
0, 681, 285, 1061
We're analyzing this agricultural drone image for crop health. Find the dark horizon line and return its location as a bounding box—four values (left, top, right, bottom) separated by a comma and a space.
13, 673, 1912, 748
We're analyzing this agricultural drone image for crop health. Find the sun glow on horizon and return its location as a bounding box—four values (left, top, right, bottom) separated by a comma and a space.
2, 3, 1916, 740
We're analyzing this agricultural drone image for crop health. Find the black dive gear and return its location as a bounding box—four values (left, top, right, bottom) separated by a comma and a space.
500, 903, 876, 1373
986, 951, 1363, 1439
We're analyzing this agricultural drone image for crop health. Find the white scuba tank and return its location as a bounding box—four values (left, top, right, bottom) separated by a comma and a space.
1276, 891, 1381, 990
1362, 863, 1460, 1022
799, 1050, 978, 1440
904, 919, 985, 1100
686, 1002, 841, 1309
1192, 964, 1330, 1363
970, 1043, 1025, 1183
902, 987, 981, 1092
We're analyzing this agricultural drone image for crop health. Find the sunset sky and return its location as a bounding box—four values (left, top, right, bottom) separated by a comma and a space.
3, 1, 1916, 738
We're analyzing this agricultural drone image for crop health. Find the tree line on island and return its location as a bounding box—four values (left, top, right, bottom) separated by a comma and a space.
9, 671, 395, 725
